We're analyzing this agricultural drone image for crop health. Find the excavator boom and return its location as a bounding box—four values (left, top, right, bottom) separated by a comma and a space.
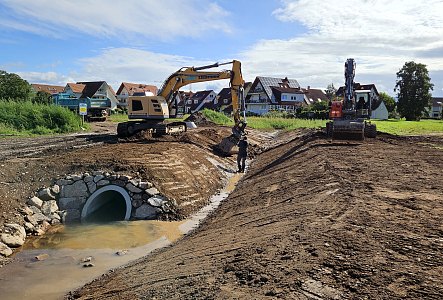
117, 60, 247, 153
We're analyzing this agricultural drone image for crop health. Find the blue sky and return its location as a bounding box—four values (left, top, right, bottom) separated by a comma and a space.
1, 0, 442, 96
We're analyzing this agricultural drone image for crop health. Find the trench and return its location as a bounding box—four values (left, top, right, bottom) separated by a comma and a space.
0, 172, 244, 300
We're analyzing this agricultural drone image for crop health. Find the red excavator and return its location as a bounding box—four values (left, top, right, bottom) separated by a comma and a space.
326, 58, 376, 139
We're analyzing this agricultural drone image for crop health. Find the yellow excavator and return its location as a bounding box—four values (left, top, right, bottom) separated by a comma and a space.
117, 60, 247, 152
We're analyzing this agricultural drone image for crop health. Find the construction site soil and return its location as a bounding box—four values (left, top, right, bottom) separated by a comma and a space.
1, 121, 443, 299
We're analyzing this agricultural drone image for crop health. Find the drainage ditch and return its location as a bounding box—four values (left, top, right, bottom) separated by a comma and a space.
0, 171, 243, 300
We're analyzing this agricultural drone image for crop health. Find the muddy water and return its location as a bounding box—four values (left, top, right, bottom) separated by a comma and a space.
0, 172, 242, 300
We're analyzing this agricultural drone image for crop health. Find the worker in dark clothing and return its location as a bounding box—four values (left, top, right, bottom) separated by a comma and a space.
357, 96, 365, 110
237, 136, 248, 173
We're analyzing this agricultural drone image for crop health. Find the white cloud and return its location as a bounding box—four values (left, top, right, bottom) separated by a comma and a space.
240, 0, 443, 95
74, 48, 232, 92
17, 71, 74, 86
0, 0, 231, 40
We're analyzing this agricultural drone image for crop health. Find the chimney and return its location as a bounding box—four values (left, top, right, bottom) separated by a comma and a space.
307, 86, 310, 90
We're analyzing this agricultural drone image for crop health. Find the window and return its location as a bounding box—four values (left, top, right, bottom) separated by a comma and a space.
282, 95, 287, 100
224, 99, 228, 104
132, 100, 143, 111
194, 99, 198, 104
187, 100, 192, 104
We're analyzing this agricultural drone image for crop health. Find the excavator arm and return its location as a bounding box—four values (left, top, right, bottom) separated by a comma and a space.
119, 60, 248, 153
157, 60, 246, 131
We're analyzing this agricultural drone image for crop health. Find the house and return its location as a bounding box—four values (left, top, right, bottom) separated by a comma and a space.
214, 82, 252, 113
116, 82, 158, 108
430, 97, 443, 119
337, 83, 388, 120
31, 84, 64, 95
185, 90, 217, 113
269, 86, 305, 112
245, 76, 301, 115
302, 86, 329, 105
64, 83, 86, 98
76, 81, 119, 110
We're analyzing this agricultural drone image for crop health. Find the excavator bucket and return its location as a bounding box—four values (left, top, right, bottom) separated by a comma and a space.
216, 135, 239, 156
331, 120, 365, 140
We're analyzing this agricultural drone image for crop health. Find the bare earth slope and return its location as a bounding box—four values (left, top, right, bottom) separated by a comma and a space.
0, 124, 245, 263
70, 131, 443, 299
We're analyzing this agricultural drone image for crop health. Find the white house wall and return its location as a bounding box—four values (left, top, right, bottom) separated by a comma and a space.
371, 101, 388, 120
246, 103, 269, 115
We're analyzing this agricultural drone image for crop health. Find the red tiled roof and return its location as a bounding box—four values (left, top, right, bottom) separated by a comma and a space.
31, 84, 64, 94
116, 82, 158, 96
65, 83, 86, 94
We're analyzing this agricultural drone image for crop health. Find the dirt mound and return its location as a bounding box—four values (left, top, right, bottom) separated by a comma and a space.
71, 132, 443, 299
184, 112, 217, 126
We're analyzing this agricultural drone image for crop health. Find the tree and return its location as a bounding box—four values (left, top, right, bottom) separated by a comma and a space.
311, 100, 328, 111
395, 61, 433, 121
378, 92, 396, 113
33, 90, 53, 105
325, 83, 337, 101
0, 70, 33, 101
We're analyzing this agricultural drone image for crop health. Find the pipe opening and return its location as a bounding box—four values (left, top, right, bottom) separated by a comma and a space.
81, 185, 131, 223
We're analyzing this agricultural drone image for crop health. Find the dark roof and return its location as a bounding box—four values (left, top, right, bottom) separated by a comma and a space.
249, 76, 300, 101
271, 86, 303, 94
217, 88, 231, 101
371, 98, 384, 110
337, 83, 379, 97
188, 90, 215, 111
270, 86, 305, 104
244, 82, 252, 94
190, 90, 213, 102
432, 97, 443, 107
302, 88, 328, 102
76, 81, 106, 98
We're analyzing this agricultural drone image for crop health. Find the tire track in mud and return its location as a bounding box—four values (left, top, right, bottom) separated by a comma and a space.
71, 131, 443, 300
0, 133, 116, 160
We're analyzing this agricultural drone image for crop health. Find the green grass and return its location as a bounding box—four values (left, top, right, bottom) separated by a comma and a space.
372, 119, 443, 135
201, 109, 232, 125
0, 100, 83, 136
201, 109, 326, 130
246, 117, 326, 130
108, 113, 129, 123
110, 109, 443, 135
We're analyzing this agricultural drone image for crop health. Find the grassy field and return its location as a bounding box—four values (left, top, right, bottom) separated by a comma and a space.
109, 110, 443, 136
372, 119, 443, 135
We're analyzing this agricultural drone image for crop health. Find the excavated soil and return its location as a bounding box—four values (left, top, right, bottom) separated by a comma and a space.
1, 122, 443, 299
69, 130, 443, 300
1, 123, 272, 266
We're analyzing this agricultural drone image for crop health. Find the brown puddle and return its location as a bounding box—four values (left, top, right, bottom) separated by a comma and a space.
0, 170, 243, 300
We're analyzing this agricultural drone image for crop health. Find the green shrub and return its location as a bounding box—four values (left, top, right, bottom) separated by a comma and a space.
0, 99, 82, 135
201, 109, 232, 125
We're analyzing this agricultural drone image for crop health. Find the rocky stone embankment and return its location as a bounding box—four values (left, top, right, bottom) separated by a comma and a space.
0, 171, 177, 260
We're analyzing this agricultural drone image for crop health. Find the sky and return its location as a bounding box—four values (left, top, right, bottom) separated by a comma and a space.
0, 0, 443, 96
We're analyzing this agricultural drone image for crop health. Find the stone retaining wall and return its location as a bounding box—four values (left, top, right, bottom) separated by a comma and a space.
0, 171, 177, 258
